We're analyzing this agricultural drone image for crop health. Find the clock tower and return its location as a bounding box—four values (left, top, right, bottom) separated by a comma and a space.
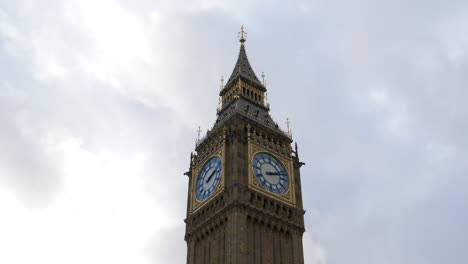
184, 27, 306, 264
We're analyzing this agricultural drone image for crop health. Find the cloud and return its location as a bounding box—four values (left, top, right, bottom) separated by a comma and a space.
1, 0, 468, 263
0, 81, 61, 206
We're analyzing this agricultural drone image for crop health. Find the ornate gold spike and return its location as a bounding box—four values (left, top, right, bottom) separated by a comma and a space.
286, 118, 292, 136
238, 25, 247, 44
196, 126, 202, 142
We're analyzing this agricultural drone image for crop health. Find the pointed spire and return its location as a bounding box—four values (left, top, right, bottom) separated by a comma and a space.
223, 26, 265, 92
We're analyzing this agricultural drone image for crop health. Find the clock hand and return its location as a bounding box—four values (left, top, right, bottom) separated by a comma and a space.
206, 169, 218, 183
266, 171, 287, 176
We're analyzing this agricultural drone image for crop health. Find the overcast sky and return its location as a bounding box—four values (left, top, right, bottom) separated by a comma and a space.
1, 0, 467, 263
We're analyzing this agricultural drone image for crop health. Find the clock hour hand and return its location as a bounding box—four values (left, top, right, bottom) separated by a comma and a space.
266, 171, 287, 176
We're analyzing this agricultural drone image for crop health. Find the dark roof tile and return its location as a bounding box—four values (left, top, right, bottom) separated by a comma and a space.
224, 44, 264, 89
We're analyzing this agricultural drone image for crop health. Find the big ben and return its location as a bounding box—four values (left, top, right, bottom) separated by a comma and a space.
184, 26, 306, 264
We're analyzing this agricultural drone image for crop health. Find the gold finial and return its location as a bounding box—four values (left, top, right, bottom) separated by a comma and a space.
238, 25, 247, 44
196, 126, 202, 142
220, 76, 224, 91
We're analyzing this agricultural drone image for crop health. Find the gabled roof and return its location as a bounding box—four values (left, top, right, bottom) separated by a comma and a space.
222, 44, 266, 94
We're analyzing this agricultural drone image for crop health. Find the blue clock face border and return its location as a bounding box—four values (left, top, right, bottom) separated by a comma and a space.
253, 152, 289, 194
196, 156, 223, 200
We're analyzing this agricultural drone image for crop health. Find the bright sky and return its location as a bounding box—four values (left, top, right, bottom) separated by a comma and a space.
1, 0, 467, 263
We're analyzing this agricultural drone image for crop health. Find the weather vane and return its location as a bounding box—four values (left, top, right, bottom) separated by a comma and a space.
238, 25, 247, 44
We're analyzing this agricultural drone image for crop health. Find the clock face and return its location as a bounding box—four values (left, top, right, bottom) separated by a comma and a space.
253, 152, 289, 194
196, 156, 222, 200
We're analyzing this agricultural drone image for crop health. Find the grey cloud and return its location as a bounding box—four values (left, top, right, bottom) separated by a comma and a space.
0, 1, 193, 205
1, 0, 468, 263
0, 81, 61, 206
147, 225, 187, 264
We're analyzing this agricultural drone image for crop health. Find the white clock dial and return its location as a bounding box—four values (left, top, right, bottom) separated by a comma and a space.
253, 152, 289, 194
196, 157, 222, 200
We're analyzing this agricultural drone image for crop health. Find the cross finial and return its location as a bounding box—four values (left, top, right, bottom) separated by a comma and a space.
196, 126, 202, 141
238, 25, 247, 44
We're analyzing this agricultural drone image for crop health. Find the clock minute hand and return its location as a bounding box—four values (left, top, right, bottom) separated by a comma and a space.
266, 171, 287, 176
206, 169, 218, 183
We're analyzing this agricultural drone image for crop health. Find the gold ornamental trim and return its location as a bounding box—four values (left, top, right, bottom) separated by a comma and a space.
248, 140, 296, 206
189, 145, 226, 215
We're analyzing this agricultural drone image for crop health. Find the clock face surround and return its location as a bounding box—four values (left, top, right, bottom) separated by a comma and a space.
196, 156, 222, 200
253, 152, 289, 194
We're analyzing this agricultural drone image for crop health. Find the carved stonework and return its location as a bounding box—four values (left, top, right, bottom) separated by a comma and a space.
185, 30, 305, 264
